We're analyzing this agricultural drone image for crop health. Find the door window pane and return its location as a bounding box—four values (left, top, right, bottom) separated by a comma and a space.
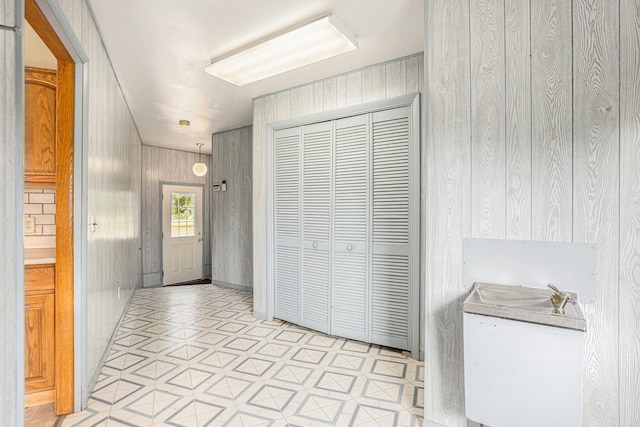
170, 192, 196, 237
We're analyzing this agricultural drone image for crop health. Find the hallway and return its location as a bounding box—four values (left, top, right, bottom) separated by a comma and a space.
61, 285, 424, 426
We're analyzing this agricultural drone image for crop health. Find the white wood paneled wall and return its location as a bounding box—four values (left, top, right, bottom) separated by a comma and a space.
425, 0, 640, 426
0, 0, 23, 422
620, 1, 640, 425
142, 145, 212, 287
253, 53, 425, 357
211, 126, 253, 289
45, 0, 145, 383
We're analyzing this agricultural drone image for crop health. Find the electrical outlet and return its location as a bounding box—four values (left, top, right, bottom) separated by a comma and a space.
24, 217, 36, 234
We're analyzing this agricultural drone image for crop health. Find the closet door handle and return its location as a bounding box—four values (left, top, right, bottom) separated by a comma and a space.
346, 244, 353, 251
312, 241, 318, 249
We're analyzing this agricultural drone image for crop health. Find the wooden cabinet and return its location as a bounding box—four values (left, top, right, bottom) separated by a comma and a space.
25, 67, 57, 186
24, 264, 56, 405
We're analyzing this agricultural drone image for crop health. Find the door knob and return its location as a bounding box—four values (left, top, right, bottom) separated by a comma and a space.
312, 241, 318, 248
346, 244, 353, 251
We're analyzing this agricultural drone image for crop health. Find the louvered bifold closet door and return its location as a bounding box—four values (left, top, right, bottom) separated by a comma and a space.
332, 114, 369, 342
274, 127, 302, 324
301, 122, 332, 333
370, 106, 417, 351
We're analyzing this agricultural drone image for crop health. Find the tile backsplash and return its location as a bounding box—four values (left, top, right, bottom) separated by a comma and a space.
24, 187, 56, 235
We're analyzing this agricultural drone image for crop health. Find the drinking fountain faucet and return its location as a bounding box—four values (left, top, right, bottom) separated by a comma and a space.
548, 284, 570, 311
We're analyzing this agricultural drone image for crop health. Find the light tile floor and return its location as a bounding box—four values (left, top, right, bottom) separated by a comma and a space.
62, 284, 424, 426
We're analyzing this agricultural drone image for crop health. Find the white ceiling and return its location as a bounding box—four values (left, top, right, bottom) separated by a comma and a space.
87, 0, 424, 154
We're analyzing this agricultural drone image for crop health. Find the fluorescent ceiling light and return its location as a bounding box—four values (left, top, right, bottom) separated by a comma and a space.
205, 15, 358, 86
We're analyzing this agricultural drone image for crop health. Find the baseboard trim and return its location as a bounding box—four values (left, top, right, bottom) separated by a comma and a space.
253, 310, 268, 320
211, 280, 252, 293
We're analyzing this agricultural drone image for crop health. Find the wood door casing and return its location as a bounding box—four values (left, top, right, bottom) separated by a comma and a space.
26, 0, 76, 415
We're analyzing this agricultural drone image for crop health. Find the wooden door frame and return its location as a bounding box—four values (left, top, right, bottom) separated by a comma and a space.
25, 0, 74, 415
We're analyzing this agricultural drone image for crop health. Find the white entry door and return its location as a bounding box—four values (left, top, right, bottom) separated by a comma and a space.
162, 184, 204, 285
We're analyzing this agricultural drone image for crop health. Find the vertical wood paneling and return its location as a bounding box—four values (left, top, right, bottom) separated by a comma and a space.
288, 88, 298, 118
297, 84, 314, 116
1, 0, 22, 422
362, 64, 386, 102
418, 54, 426, 362
211, 132, 221, 279
470, 0, 506, 238
385, 59, 406, 98
346, 70, 363, 106
425, 0, 471, 424
211, 126, 253, 288
313, 81, 323, 113
504, 0, 531, 239
619, 0, 640, 425
276, 91, 290, 121
81, 0, 143, 382
573, 1, 620, 425
58, 0, 82, 40
252, 97, 267, 314
530, 0, 573, 241
406, 56, 420, 95
336, 75, 347, 108
323, 77, 337, 111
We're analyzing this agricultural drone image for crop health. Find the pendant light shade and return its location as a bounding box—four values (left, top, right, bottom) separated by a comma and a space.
192, 162, 207, 176
192, 143, 208, 176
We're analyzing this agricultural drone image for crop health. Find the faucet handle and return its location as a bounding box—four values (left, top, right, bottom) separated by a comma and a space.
548, 283, 562, 296
548, 283, 570, 309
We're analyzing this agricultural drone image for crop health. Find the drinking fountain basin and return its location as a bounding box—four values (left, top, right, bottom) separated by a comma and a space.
463, 282, 586, 331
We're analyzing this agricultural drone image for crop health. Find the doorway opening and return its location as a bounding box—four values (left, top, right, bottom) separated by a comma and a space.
24, 0, 75, 416
161, 184, 205, 286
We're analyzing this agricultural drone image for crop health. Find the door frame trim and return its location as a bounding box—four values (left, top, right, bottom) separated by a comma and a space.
26, 0, 89, 413
265, 93, 421, 356
159, 182, 207, 286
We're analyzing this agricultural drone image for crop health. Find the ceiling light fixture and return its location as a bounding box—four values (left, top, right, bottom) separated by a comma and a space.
192, 143, 208, 177
205, 14, 358, 86
179, 119, 190, 126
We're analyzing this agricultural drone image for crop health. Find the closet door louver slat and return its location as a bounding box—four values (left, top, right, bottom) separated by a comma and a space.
274, 128, 301, 324
332, 114, 369, 342
301, 123, 332, 333
371, 108, 412, 350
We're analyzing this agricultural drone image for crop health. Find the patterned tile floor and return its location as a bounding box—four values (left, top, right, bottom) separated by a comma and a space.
62, 284, 424, 426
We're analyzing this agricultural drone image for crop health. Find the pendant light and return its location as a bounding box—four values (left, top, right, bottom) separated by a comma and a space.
192, 143, 208, 176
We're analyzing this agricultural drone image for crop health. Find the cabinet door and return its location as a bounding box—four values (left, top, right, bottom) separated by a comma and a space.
25, 294, 56, 393
370, 107, 415, 351
273, 127, 302, 324
301, 122, 332, 333
25, 67, 56, 185
332, 114, 369, 342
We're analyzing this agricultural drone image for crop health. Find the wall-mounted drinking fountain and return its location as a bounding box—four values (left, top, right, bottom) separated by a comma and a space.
462, 238, 596, 427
